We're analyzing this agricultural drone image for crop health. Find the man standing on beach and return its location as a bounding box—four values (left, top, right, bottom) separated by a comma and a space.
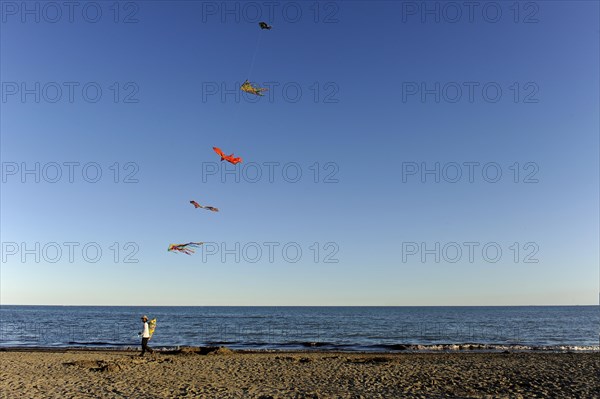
140, 315, 154, 356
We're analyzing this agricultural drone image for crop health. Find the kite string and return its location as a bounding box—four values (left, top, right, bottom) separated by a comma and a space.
231, 28, 263, 129
246, 28, 263, 81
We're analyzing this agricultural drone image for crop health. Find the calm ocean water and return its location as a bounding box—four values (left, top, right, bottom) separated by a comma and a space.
0, 306, 597, 352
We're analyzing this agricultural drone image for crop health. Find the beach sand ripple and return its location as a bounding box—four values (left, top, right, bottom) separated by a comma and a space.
1, 349, 598, 398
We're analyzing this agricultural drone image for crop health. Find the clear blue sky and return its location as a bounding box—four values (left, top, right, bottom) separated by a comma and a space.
1, 1, 598, 305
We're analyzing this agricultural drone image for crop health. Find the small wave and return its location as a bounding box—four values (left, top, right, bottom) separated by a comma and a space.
1, 341, 597, 352
375, 343, 599, 352
300, 341, 333, 348
204, 341, 239, 346
67, 341, 131, 346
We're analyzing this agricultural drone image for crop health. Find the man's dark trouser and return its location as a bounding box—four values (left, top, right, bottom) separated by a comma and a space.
141, 338, 153, 355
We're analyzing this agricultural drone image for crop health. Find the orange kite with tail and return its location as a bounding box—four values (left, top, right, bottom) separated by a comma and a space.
213, 147, 242, 165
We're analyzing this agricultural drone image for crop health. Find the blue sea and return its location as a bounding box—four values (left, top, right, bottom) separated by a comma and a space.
0, 306, 598, 352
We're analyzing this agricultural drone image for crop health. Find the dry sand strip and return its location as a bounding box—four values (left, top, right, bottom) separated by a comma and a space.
1, 348, 599, 399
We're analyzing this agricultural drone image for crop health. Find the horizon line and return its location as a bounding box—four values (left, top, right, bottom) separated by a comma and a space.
1, 304, 597, 307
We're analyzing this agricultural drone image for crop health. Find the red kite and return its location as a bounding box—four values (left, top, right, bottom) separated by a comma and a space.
168, 242, 204, 255
213, 147, 242, 165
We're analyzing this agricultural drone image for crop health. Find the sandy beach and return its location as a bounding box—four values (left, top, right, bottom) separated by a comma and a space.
0, 348, 598, 398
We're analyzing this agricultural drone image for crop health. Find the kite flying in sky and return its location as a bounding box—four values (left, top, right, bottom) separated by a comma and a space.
190, 200, 219, 212
168, 242, 204, 255
213, 146, 243, 165
241, 80, 268, 97
259, 22, 272, 30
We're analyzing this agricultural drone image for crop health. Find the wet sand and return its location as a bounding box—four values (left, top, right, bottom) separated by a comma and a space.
1, 348, 598, 398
